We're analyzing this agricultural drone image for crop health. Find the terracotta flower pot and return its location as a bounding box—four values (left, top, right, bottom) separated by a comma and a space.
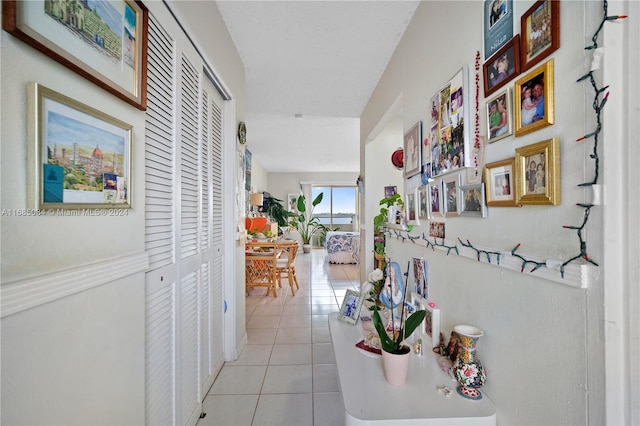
381, 345, 411, 386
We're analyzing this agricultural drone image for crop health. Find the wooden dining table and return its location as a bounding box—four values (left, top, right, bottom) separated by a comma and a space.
245, 240, 290, 297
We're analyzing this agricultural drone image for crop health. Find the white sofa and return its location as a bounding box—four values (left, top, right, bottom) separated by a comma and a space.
325, 231, 360, 264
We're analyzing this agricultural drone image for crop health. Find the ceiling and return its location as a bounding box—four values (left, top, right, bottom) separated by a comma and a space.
216, 1, 420, 173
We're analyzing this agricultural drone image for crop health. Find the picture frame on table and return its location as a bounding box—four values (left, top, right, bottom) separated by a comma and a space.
3, 0, 149, 110
515, 138, 561, 205
514, 59, 554, 137
485, 88, 513, 143
428, 179, 443, 218
405, 188, 420, 226
460, 184, 487, 218
337, 289, 364, 325
430, 67, 471, 178
483, 35, 520, 97
443, 173, 461, 217
404, 121, 422, 178
484, 158, 519, 207
483, 0, 514, 61
412, 257, 429, 299
29, 83, 132, 209
417, 185, 429, 219
520, 0, 560, 72
423, 300, 441, 348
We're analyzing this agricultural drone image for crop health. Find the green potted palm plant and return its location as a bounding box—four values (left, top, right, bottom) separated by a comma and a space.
292, 192, 325, 253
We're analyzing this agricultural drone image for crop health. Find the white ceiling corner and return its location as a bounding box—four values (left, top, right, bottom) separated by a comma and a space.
216, 0, 420, 173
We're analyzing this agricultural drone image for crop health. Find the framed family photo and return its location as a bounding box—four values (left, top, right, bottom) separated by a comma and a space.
520, 0, 560, 72
460, 184, 487, 218
443, 173, 460, 218
485, 88, 513, 143
484, 158, 519, 207
428, 179, 443, 218
418, 185, 429, 219
404, 121, 422, 177
429, 221, 445, 239
406, 189, 420, 226
483, 0, 514, 61
29, 83, 132, 209
338, 289, 364, 325
514, 59, 554, 137
3, 0, 149, 110
483, 35, 520, 97
515, 138, 561, 205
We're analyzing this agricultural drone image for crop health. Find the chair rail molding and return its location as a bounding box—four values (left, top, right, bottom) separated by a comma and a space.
1, 251, 149, 317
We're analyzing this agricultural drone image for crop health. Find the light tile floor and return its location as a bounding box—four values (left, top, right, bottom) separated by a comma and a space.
198, 248, 360, 426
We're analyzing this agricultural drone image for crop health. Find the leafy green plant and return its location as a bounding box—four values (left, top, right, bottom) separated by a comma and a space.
262, 196, 294, 229
373, 193, 405, 255
372, 308, 426, 354
292, 193, 325, 245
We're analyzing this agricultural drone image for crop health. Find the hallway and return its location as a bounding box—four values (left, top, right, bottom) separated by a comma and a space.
198, 248, 360, 425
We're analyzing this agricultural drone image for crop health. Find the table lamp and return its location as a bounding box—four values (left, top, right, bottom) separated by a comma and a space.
250, 192, 264, 217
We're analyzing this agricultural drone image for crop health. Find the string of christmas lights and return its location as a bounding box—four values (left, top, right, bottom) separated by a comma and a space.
380, 1, 623, 280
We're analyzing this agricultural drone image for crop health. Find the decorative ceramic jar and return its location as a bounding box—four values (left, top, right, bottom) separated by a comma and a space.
452, 325, 486, 400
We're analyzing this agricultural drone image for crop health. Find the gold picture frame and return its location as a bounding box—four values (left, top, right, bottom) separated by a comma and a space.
484, 158, 519, 207
29, 83, 132, 209
514, 59, 554, 137
515, 138, 561, 205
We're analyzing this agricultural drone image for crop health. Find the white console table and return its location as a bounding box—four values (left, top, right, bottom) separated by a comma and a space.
328, 312, 496, 425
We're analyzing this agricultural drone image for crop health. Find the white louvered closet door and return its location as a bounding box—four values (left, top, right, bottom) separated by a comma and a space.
144, 8, 226, 426
144, 13, 177, 426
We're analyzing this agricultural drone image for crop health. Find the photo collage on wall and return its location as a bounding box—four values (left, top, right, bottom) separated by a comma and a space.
428, 68, 470, 179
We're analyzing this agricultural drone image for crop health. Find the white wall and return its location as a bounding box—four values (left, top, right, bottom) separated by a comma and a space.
361, 1, 609, 424
0, 1, 245, 423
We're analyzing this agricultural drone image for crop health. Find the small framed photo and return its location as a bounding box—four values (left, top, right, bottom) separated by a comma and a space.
404, 121, 422, 177
514, 59, 554, 137
384, 185, 397, 198
443, 173, 460, 217
412, 257, 429, 298
406, 188, 420, 225
428, 179, 443, 218
460, 184, 487, 218
338, 289, 364, 325
423, 301, 441, 348
520, 0, 560, 72
515, 138, 561, 205
429, 221, 445, 239
483, 35, 520, 97
483, 0, 514, 61
418, 185, 429, 219
29, 83, 132, 209
485, 88, 513, 143
484, 158, 519, 207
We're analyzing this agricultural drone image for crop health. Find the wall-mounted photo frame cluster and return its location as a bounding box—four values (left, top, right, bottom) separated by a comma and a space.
484, 137, 560, 207
481, 0, 559, 143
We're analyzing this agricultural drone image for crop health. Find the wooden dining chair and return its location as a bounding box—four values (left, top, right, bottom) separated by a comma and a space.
275, 240, 299, 296
245, 242, 279, 297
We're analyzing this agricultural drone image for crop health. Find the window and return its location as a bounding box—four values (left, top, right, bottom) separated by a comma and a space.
311, 185, 359, 232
